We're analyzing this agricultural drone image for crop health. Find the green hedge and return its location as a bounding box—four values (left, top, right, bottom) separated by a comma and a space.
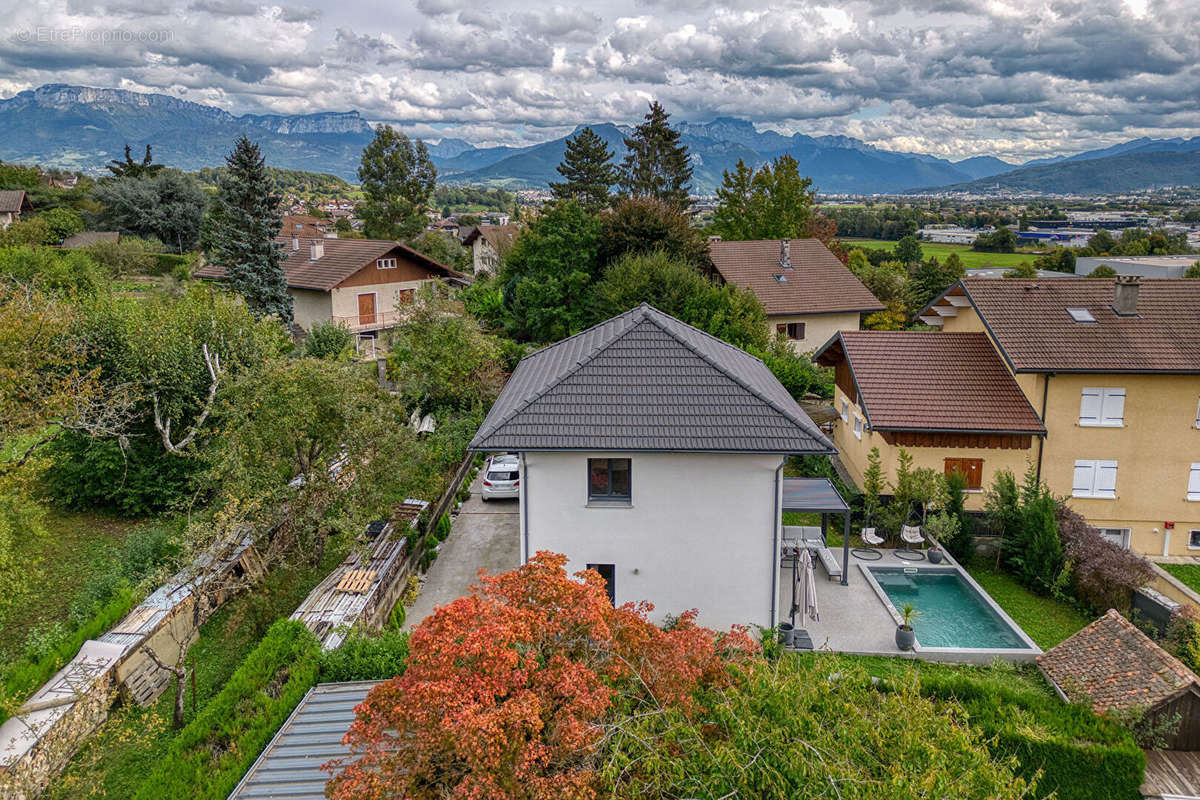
132, 620, 322, 800
153, 253, 190, 275
318, 630, 410, 683
0, 586, 138, 726
918, 673, 1144, 800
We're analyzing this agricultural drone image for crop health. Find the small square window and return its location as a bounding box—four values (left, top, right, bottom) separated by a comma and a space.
588, 458, 631, 502
1098, 528, 1131, 549
776, 322, 805, 341
376, 257, 397, 270
1190, 530, 1200, 550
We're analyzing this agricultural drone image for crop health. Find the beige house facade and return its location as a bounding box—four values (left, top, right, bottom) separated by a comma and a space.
904, 276, 1200, 556
197, 236, 471, 336
709, 238, 884, 352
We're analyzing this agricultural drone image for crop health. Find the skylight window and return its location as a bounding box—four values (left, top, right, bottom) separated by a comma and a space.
1067, 307, 1097, 323
773, 274, 788, 283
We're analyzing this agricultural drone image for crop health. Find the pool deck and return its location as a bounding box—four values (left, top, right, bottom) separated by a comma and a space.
779, 548, 1041, 664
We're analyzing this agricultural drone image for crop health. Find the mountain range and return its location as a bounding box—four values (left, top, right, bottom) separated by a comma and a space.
1, 84, 1198, 195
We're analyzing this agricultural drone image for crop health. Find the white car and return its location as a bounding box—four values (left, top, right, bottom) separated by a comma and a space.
481, 454, 520, 501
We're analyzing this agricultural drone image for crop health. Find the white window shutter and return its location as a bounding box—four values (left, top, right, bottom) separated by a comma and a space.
1101, 389, 1125, 425
1079, 389, 1102, 425
1095, 461, 1119, 497
1189, 464, 1200, 501
1073, 460, 1096, 496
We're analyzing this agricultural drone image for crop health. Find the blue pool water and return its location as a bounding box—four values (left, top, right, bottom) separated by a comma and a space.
868, 567, 1026, 649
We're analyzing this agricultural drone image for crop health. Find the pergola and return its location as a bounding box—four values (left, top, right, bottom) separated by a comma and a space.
782, 477, 853, 586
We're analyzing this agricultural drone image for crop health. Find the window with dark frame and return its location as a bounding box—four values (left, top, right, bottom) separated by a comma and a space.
944, 457, 984, 490
1190, 530, 1200, 550
775, 322, 805, 340
588, 458, 631, 501
587, 563, 616, 605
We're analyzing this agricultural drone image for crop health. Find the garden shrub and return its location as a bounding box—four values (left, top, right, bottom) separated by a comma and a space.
131, 619, 321, 800
0, 586, 138, 726
1055, 504, 1152, 615
318, 630, 410, 682
916, 672, 1144, 800
602, 655, 1031, 800
434, 512, 451, 542
303, 320, 354, 359
1015, 494, 1063, 593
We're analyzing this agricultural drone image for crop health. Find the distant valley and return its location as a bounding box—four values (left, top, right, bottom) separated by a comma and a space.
2, 84, 1199, 195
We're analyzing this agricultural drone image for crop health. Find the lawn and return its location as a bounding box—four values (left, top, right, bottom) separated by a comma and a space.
1158, 563, 1200, 593
967, 564, 1093, 649
0, 509, 142, 663
842, 237, 1046, 269
45, 540, 349, 800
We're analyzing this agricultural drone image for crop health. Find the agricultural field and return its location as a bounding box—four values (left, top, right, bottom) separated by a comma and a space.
842, 237, 1048, 269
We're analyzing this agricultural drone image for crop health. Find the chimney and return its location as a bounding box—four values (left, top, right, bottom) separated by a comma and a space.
779, 238, 791, 269
310, 240, 324, 261
291, 233, 300, 251
1112, 274, 1140, 316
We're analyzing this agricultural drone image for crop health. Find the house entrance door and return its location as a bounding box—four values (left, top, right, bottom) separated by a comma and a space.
357, 293, 376, 326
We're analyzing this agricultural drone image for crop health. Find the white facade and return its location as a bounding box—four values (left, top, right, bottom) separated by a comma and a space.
519, 450, 784, 631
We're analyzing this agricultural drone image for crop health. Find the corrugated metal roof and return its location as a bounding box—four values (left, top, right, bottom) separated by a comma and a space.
228, 681, 382, 800
781, 478, 851, 513
470, 304, 835, 454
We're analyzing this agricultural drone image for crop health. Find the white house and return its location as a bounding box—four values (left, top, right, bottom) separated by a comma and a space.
469, 304, 836, 631
460, 224, 519, 275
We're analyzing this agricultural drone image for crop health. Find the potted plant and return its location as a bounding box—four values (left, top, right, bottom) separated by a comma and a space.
895, 602, 919, 651
928, 544, 944, 564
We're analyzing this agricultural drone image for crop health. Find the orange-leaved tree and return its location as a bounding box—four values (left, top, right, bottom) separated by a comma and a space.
326, 551, 756, 800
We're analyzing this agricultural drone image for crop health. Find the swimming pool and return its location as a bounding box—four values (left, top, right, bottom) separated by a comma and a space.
866, 566, 1028, 650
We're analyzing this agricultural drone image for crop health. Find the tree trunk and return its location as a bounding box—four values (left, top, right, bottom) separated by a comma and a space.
173, 666, 188, 729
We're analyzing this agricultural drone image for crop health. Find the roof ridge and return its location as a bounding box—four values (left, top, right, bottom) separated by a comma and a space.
470, 306, 650, 444
638, 306, 831, 447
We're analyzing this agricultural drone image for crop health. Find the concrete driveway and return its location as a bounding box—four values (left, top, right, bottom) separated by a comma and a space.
404, 474, 520, 629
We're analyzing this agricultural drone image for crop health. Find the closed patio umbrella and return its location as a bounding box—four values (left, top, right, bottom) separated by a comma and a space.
799, 547, 820, 625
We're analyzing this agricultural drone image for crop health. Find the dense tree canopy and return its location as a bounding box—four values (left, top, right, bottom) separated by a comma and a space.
596, 197, 713, 274
500, 201, 602, 342
358, 126, 437, 241
710, 155, 816, 241
208, 136, 292, 323
92, 170, 208, 253
618, 102, 692, 209
550, 127, 618, 211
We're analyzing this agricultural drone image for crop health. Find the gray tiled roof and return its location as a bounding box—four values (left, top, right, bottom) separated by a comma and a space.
228, 681, 381, 800
470, 304, 835, 454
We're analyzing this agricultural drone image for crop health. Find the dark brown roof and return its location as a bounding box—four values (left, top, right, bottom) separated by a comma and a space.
0, 190, 32, 214
1038, 609, 1200, 713
461, 224, 519, 248
281, 215, 330, 237
925, 278, 1200, 373
708, 238, 884, 316
813, 330, 1046, 434
195, 237, 471, 292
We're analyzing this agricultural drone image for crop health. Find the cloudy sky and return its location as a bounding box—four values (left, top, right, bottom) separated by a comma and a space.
2, 0, 1198, 161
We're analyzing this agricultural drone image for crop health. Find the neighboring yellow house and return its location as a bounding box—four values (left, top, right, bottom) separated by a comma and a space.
709, 238, 884, 352
817, 275, 1200, 557
813, 330, 1046, 512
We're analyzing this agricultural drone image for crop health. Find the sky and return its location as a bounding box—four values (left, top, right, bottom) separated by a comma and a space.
1, 0, 1198, 162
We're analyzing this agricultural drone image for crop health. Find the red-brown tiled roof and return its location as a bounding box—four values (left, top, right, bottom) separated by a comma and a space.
927, 278, 1200, 373
812, 330, 1046, 434
1038, 609, 1200, 713
281, 215, 330, 237
708, 238, 884, 316
461, 224, 520, 249
195, 237, 471, 291
0, 190, 32, 214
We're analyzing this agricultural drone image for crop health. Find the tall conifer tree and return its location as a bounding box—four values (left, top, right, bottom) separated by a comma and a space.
618, 102, 693, 209
549, 127, 617, 210
211, 136, 292, 324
